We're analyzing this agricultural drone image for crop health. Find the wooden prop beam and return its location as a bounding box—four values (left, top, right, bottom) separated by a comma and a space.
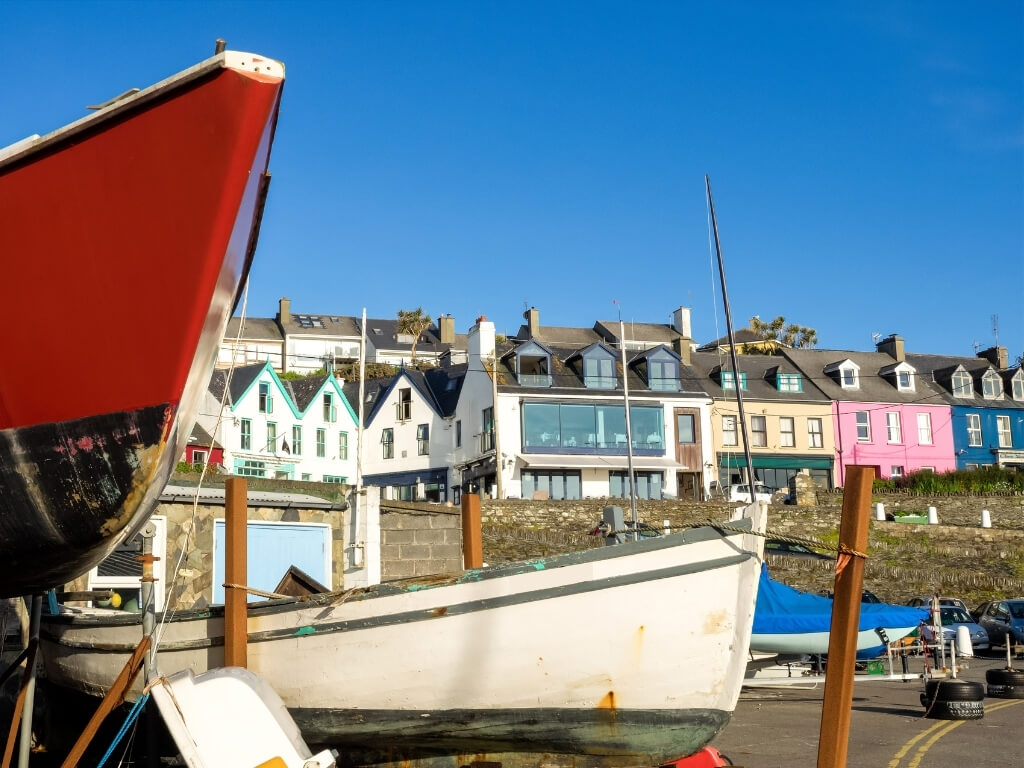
461, 492, 483, 569
817, 465, 874, 768
224, 476, 248, 668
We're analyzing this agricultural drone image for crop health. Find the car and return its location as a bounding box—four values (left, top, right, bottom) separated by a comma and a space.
906, 596, 971, 613
727, 482, 773, 503
919, 606, 990, 652
764, 540, 831, 561
972, 599, 1024, 647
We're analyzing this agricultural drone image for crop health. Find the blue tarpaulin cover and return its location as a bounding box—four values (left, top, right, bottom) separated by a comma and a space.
753, 564, 928, 635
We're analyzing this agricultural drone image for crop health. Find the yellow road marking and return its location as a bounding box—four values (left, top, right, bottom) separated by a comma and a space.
888, 699, 1022, 767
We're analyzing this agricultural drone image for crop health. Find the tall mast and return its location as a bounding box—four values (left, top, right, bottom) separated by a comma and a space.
619, 318, 639, 535
705, 175, 757, 494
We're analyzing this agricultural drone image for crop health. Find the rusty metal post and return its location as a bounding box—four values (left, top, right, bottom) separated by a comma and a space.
817, 465, 874, 768
461, 492, 483, 569
224, 476, 248, 668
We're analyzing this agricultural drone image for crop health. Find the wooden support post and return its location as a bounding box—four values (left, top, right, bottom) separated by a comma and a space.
224, 476, 248, 668
461, 492, 483, 569
1, 638, 37, 768
817, 465, 874, 768
59, 635, 151, 768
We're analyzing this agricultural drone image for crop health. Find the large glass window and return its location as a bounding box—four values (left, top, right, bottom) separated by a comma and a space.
647, 350, 679, 392
751, 415, 767, 447
521, 402, 664, 452
583, 351, 616, 389
967, 413, 982, 446
609, 471, 664, 500
779, 416, 795, 448
521, 469, 581, 500
997, 415, 1012, 447
856, 411, 870, 442
952, 370, 973, 397
516, 342, 552, 387
917, 413, 932, 445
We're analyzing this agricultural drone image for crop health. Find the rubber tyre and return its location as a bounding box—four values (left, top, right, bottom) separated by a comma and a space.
923, 679, 985, 702
924, 699, 985, 720
986, 668, 1024, 699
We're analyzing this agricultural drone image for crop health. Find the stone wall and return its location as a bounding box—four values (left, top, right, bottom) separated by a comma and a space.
379, 505, 463, 581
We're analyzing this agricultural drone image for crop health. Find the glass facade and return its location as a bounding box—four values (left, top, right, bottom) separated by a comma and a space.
521, 469, 582, 500
521, 402, 664, 452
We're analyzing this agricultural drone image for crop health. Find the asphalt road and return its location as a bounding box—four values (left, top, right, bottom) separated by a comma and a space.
714, 653, 1023, 767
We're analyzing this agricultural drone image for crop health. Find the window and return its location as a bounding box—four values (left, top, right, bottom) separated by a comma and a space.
417, 424, 429, 455
856, 411, 870, 442
339, 431, 349, 460
722, 415, 738, 446
520, 402, 663, 451
647, 350, 679, 392
1012, 374, 1024, 401
322, 475, 346, 484
807, 418, 823, 448
323, 392, 336, 422
192, 450, 207, 469
236, 459, 266, 477
397, 388, 412, 421
677, 413, 695, 444
240, 418, 251, 451
967, 413, 982, 446
481, 407, 495, 451
982, 371, 1001, 399
301, 473, 311, 481
316, 428, 326, 458
455, 420, 462, 448
751, 415, 767, 447
721, 371, 748, 391
997, 415, 1012, 447
258, 381, 273, 413
520, 469, 581, 500
292, 426, 302, 456
891, 466, 904, 478
897, 369, 913, 391
609, 471, 664, 500
837, 363, 859, 389
777, 373, 802, 393
382, 428, 394, 459
266, 422, 277, 453
917, 413, 933, 445
583, 351, 616, 389
515, 342, 552, 387
951, 370, 973, 398
886, 412, 902, 443
779, 417, 795, 448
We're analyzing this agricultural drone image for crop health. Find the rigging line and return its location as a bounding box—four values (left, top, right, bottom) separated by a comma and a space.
153, 278, 251, 658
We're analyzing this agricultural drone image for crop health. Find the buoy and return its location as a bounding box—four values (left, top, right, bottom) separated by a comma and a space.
874, 502, 885, 521
928, 506, 938, 524
955, 625, 974, 657
981, 509, 992, 528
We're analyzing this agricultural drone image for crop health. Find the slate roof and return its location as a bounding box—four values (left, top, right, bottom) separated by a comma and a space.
207, 363, 266, 406
281, 373, 332, 413
278, 313, 361, 337
342, 377, 393, 424
686, 351, 832, 403
780, 348, 948, 405
424, 364, 467, 417
512, 324, 604, 346
906, 353, 1024, 411
593, 320, 686, 346
187, 422, 222, 450
224, 316, 283, 341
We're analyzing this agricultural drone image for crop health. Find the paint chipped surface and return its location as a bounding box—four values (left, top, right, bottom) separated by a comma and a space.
295, 626, 316, 636
702, 610, 730, 635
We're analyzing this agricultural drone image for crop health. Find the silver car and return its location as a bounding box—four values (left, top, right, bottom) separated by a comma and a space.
920, 606, 989, 652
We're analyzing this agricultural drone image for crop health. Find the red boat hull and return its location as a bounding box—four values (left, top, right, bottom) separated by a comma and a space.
0, 52, 284, 596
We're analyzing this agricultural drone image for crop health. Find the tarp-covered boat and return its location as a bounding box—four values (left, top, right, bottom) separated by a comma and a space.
751, 565, 926, 657
0, 50, 285, 596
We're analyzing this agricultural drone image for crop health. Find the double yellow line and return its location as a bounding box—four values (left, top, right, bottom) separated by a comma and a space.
888, 699, 1022, 768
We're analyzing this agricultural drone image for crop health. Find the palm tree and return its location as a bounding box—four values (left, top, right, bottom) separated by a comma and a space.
750, 315, 818, 349
397, 307, 433, 364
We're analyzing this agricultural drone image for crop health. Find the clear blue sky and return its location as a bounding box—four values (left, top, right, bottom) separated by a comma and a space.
4, 2, 1021, 362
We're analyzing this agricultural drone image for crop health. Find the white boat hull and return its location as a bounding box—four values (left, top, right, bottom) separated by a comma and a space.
42, 514, 765, 766
750, 625, 919, 655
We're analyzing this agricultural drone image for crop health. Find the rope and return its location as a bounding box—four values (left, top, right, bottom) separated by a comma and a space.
95, 692, 150, 768
223, 583, 289, 600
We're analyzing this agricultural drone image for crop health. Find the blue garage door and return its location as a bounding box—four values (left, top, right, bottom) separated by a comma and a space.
213, 520, 331, 604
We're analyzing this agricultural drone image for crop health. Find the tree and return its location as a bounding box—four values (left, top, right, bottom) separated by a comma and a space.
397, 307, 433, 364
749, 315, 818, 349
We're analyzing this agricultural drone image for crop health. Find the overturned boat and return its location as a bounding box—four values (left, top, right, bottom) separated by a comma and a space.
42, 508, 766, 766
0, 49, 285, 596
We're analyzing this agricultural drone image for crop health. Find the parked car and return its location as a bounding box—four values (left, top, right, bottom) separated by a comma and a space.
727, 482, 773, 503
906, 596, 971, 613
764, 540, 831, 561
973, 599, 1024, 647
919, 606, 990, 652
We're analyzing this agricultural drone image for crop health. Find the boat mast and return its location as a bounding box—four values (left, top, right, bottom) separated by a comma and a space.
705, 176, 757, 494
619, 317, 639, 535
353, 307, 367, 572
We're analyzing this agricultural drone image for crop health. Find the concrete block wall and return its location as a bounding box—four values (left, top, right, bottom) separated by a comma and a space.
380, 508, 463, 580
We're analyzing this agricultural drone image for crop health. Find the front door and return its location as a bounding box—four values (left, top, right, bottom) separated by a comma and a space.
674, 408, 702, 470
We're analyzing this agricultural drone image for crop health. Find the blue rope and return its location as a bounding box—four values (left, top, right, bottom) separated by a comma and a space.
96, 692, 150, 768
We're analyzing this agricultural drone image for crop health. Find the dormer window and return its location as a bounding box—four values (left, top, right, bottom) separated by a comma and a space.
881, 361, 916, 392
721, 371, 748, 391
515, 341, 552, 387
1011, 372, 1024, 401
841, 366, 858, 388
898, 370, 912, 390
982, 370, 1002, 399
776, 373, 802, 393
583, 347, 617, 389
951, 369, 973, 398
644, 348, 680, 392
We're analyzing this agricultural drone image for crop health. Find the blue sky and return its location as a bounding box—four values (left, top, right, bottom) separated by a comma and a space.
4, 2, 1021, 361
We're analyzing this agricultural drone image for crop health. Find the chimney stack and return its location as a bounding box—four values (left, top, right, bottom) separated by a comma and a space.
278, 297, 291, 324
439, 314, 455, 345
977, 346, 1008, 369
468, 315, 495, 363
672, 336, 692, 366
876, 334, 905, 362
524, 307, 540, 339
672, 306, 692, 338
